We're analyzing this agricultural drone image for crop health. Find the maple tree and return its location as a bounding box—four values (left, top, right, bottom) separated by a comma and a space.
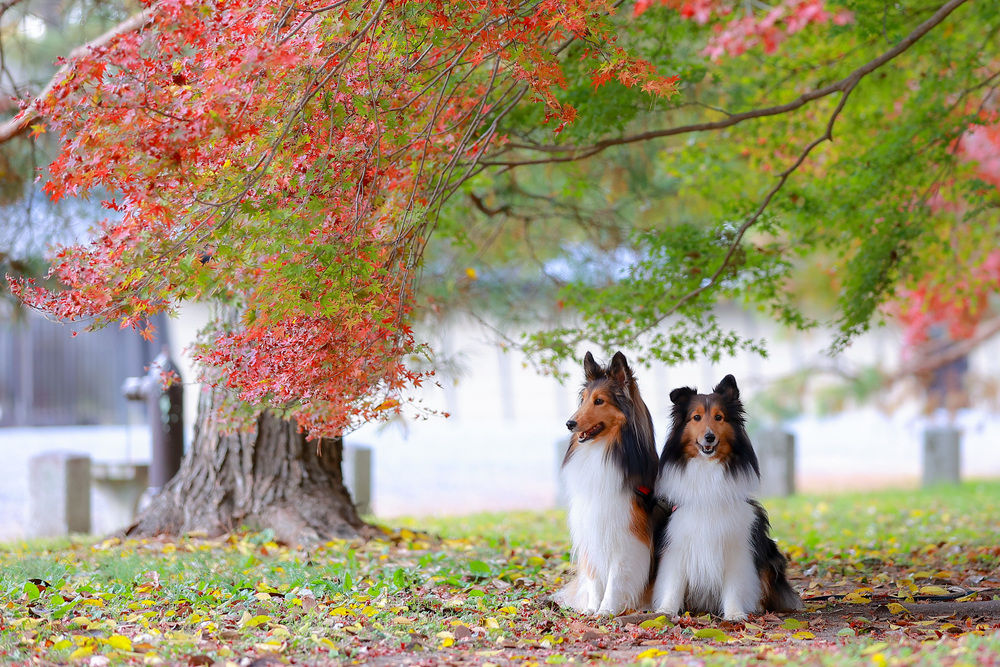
1, 0, 997, 539
2, 0, 680, 540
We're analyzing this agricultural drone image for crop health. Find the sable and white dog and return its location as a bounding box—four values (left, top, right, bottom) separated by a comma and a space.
554, 351, 660, 615
652, 375, 802, 621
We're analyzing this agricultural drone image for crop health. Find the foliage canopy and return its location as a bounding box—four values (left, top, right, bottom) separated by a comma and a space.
2, 0, 998, 433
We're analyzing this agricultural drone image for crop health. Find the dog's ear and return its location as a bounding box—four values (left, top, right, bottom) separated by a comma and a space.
713, 374, 740, 400
608, 351, 631, 385
669, 386, 695, 405
583, 351, 602, 381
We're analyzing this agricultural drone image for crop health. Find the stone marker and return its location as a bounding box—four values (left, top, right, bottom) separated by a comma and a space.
756, 428, 796, 497
28, 452, 91, 537
343, 444, 372, 515
922, 426, 961, 486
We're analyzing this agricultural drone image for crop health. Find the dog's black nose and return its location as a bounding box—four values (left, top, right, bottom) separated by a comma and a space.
704, 431, 716, 443
566, 420, 577, 431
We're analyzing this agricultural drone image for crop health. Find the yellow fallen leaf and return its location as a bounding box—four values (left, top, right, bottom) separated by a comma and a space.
919, 585, 951, 596
485, 617, 500, 629
254, 641, 285, 653
886, 603, 908, 614
106, 634, 133, 651
792, 631, 815, 640
637, 648, 670, 658
240, 614, 271, 628
69, 646, 94, 660
861, 642, 889, 655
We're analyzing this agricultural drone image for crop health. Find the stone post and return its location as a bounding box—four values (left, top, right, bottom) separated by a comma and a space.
343, 444, 372, 515
922, 426, 961, 486
756, 428, 796, 497
28, 452, 91, 537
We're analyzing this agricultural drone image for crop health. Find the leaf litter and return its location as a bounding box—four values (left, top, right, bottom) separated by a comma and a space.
0, 483, 999, 665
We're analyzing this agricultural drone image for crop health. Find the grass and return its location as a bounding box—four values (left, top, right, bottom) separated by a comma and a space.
0, 481, 998, 665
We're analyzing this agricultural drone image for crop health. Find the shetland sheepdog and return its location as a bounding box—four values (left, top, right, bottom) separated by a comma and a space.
554, 351, 660, 615
652, 375, 802, 621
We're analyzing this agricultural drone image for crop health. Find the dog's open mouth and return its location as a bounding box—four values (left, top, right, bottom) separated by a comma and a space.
699, 443, 717, 456
577, 423, 605, 442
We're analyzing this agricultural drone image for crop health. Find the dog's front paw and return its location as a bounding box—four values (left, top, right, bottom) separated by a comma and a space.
722, 609, 749, 622
654, 607, 680, 619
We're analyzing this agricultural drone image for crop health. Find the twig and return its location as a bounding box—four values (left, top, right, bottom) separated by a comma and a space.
0, 7, 155, 143
889, 316, 1000, 383
486, 0, 971, 167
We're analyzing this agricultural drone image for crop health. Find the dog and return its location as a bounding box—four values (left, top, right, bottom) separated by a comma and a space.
651, 374, 802, 621
555, 351, 661, 615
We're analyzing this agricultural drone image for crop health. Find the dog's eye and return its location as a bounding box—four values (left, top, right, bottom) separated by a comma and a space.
594, 397, 604, 405
692, 414, 701, 422
715, 414, 723, 421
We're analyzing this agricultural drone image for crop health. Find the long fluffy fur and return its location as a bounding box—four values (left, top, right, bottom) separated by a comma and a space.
652, 375, 802, 621
555, 351, 660, 615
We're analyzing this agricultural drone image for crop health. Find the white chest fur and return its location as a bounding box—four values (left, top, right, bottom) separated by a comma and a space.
653, 458, 761, 620
559, 440, 651, 614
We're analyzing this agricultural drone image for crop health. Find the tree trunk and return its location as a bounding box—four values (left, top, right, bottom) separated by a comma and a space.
125, 384, 369, 544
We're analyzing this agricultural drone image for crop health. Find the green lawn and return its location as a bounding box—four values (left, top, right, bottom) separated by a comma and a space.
1, 481, 999, 665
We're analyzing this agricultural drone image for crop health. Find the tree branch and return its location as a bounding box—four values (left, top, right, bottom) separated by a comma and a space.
486, 0, 971, 167
889, 317, 1000, 383
0, 7, 154, 143
0, 0, 30, 17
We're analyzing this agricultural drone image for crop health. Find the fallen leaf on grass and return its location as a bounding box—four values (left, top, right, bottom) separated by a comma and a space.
861, 641, 889, 654
637, 647, 671, 658
639, 616, 671, 629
